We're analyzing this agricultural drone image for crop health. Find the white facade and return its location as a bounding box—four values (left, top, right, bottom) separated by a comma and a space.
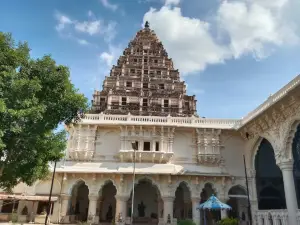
1, 24, 300, 225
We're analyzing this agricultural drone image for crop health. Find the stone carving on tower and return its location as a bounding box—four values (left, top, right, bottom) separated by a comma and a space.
91, 21, 197, 117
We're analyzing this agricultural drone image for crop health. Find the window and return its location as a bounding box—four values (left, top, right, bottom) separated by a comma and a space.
134, 59, 137, 62
144, 70, 148, 74
143, 50, 147, 53
143, 99, 148, 107
133, 141, 139, 150
144, 59, 148, 62
157, 71, 161, 75
126, 82, 132, 87
122, 97, 126, 106
100, 97, 105, 102
159, 84, 165, 89
154, 59, 158, 63
143, 142, 150, 151
155, 142, 160, 151
143, 83, 148, 88
130, 69, 135, 73
164, 99, 169, 107
185, 102, 189, 108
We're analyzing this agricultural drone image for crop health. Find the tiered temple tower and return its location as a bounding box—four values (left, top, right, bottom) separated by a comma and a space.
91, 21, 197, 117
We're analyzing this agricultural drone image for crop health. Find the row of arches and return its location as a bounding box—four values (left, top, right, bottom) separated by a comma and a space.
68, 179, 247, 224
255, 123, 300, 210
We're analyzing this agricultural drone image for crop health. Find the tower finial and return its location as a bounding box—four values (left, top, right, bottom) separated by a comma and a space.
144, 21, 150, 28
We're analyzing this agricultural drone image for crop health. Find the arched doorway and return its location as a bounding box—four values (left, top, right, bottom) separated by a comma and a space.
255, 138, 286, 209
128, 179, 161, 224
173, 182, 192, 220
69, 180, 89, 222
227, 185, 248, 222
99, 181, 117, 223
292, 124, 300, 208
200, 183, 219, 225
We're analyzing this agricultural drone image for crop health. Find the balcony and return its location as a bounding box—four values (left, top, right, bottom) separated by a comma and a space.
118, 150, 174, 163
69, 150, 94, 161
80, 113, 241, 129
197, 154, 221, 165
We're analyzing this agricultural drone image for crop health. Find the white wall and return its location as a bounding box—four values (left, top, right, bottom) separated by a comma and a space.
172, 131, 195, 163
222, 133, 245, 177
95, 128, 120, 161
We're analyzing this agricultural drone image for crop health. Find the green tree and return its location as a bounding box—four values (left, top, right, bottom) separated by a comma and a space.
0, 32, 88, 190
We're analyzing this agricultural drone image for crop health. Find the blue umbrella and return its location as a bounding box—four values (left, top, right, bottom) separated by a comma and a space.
197, 195, 232, 210
196, 195, 232, 225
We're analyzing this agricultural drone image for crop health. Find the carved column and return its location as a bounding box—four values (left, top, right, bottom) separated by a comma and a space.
60, 194, 71, 223
88, 195, 99, 223
76, 128, 81, 150
160, 128, 164, 152
192, 197, 200, 225
162, 196, 174, 224
218, 197, 229, 219
115, 195, 128, 224
0, 200, 3, 212
278, 160, 297, 225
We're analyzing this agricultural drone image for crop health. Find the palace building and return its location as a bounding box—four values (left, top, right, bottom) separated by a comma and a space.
1, 22, 300, 225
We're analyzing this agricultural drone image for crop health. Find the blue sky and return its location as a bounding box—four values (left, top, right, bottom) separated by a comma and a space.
1, 0, 299, 119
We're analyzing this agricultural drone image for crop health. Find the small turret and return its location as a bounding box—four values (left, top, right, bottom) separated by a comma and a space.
144, 21, 150, 28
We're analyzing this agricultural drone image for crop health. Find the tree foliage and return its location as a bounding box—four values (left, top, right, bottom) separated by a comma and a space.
0, 32, 88, 190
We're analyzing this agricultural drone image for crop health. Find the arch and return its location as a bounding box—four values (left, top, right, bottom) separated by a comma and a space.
69, 180, 90, 222
200, 183, 220, 223
228, 185, 247, 196
290, 122, 300, 208
128, 177, 162, 222
99, 180, 117, 223
99, 179, 118, 195
172, 180, 192, 197
129, 176, 162, 196
35, 179, 61, 195
250, 136, 272, 169
68, 178, 90, 195
255, 138, 286, 210
227, 185, 248, 222
283, 118, 300, 160
173, 181, 192, 220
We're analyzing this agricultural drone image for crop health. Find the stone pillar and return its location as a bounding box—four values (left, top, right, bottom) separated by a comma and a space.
278, 160, 297, 225
115, 195, 128, 224
158, 199, 163, 219
50, 201, 60, 224
162, 196, 174, 224
219, 198, 228, 219
60, 194, 70, 223
192, 197, 200, 225
0, 200, 3, 212
88, 195, 99, 223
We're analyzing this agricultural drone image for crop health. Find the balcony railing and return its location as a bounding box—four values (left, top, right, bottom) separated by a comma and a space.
118, 150, 173, 163
80, 113, 241, 129
254, 210, 288, 225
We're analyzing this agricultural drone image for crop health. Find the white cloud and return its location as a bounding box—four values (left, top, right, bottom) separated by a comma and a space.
54, 11, 117, 43
217, 0, 299, 58
99, 44, 123, 67
74, 20, 101, 36
77, 39, 89, 45
144, 6, 230, 74
143, 0, 300, 75
100, 0, 118, 11
54, 12, 72, 31
165, 0, 180, 6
